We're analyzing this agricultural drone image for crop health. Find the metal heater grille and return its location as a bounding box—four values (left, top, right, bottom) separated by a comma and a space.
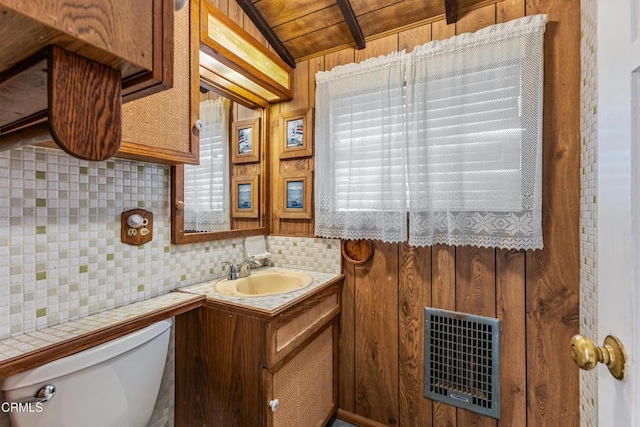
424, 307, 500, 419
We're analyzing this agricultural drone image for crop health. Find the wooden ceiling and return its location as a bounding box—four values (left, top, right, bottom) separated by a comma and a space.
241, 0, 488, 62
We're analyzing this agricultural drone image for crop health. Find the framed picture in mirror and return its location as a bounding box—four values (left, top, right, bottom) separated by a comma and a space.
280, 108, 313, 159
281, 170, 312, 219
232, 174, 259, 218
232, 117, 260, 163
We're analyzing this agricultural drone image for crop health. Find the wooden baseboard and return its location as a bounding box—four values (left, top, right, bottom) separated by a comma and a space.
336, 409, 389, 427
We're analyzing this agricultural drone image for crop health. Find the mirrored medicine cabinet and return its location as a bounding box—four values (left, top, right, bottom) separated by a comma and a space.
171, 0, 293, 244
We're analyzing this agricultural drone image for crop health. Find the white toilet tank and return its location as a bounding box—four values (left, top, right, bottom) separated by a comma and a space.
0, 318, 172, 427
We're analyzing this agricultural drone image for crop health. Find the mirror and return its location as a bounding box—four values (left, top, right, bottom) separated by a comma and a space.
171, 0, 296, 244
171, 84, 268, 244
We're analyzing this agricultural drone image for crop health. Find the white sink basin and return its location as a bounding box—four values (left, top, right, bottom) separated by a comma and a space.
214, 269, 314, 297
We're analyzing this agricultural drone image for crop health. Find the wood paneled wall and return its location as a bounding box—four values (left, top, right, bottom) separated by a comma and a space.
267, 0, 580, 426
269, 59, 319, 235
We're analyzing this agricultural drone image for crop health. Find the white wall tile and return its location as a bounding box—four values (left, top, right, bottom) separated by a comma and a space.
0, 146, 340, 426
580, 0, 598, 425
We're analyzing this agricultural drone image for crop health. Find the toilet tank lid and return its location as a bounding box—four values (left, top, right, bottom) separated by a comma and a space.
0, 318, 172, 391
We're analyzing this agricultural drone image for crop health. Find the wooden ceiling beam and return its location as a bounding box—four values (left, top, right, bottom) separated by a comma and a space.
444, 0, 457, 24
336, 0, 366, 50
234, 0, 296, 68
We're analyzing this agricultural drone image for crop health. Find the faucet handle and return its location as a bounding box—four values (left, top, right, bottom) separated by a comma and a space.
246, 257, 260, 266
239, 258, 260, 277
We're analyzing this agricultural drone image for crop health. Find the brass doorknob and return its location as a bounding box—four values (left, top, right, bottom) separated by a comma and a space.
570, 335, 626, 380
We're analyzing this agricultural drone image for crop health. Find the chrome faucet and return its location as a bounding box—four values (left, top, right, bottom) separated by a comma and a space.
221, 261, 241, 280
221, 258, 260, 280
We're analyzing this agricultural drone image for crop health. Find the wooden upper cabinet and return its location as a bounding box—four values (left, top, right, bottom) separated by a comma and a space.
119, 0, 200, 165
0, 0, 194, 163
0, 0, 172, 96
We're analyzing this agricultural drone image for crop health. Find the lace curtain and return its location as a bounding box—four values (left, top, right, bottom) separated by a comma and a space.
315, 51, 408, 242
314, 15, 547, 250
184, 98, 231, 232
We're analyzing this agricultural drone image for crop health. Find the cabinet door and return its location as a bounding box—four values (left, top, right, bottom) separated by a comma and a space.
119, 0, 199, 165
264, 322, 337, 427
0, 0, 171, 96
0, 0, 174, 161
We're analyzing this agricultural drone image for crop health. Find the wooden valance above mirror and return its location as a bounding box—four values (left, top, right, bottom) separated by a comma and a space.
199, 1, 293, 108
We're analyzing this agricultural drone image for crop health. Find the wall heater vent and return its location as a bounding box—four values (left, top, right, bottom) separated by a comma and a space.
424, 307, 500, 419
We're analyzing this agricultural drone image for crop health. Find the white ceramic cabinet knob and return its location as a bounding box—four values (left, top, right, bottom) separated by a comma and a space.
269, 399, 279, 412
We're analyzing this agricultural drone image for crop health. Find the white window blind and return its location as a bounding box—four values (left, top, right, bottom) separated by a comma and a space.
315, 52, 408, 242
184, 97, 231, 232
315, 15, 547, 250
407, 63, 524, 212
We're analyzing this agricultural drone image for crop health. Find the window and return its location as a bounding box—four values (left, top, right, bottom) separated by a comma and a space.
315, 15, 546, 250
315, 52, 408, 242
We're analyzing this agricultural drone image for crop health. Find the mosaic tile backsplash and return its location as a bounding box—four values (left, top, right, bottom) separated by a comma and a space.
0, 145, 341, 426
266, 235, 341, 274
580, 1, 598, 426
0, 147, 246, 339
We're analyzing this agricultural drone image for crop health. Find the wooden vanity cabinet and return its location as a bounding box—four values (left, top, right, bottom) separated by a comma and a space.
175, 279, 342, 427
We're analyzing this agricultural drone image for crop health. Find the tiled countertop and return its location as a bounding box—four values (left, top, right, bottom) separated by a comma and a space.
177, 267, 343, 314
0, 292, 203, 379
0, 267, 343, 379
